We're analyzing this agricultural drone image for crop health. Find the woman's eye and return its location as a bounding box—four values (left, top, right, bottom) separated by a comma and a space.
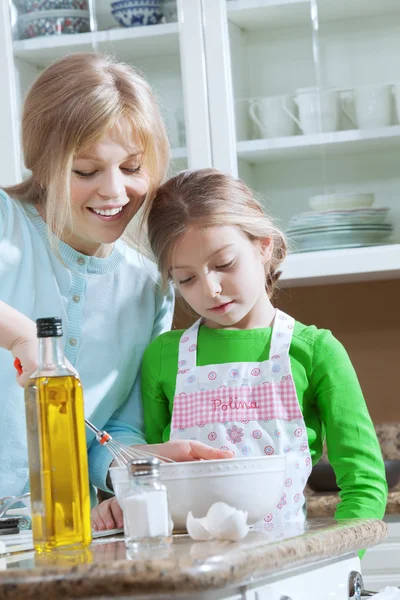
72, 166, 141, 178
216, 260, 234, 270
73, 170, 97, 178
122, 166, 141, 174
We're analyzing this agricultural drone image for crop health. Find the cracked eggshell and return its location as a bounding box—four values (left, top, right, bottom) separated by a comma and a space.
186, 511, 212, 541
214, 510, 249, 541
205, 502, 237, 538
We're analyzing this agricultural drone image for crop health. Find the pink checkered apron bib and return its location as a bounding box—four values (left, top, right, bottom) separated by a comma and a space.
170, 309, 312, 529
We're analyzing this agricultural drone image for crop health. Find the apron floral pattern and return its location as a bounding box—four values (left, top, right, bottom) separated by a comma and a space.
170, 309, 312, 530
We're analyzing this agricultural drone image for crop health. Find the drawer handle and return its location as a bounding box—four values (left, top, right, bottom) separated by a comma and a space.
349, 571, 377, 598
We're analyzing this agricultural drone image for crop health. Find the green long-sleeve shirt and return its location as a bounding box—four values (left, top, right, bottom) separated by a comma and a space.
141, 320, 387, 522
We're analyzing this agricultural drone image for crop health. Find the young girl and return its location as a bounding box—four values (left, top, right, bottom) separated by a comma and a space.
143, 168, 387, 528
0, 55, 230, 530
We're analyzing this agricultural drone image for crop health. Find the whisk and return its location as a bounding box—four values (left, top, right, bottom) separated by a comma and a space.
85, 418, 175, 466
13, 357, 174, 467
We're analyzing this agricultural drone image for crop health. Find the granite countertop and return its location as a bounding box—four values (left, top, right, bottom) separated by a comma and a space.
307, 422, 400, 518
0, 518, 387, 599
306, 488, 400, 518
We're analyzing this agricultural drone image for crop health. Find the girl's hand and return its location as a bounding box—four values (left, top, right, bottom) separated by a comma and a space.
96, 441, 233, 531
91, 497, 123, 532
150, 439, 234, 462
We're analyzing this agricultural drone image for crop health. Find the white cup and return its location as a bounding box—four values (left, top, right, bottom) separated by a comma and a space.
284, 88, 339, 135
234, 99, 250, 141
342, 84, 392, 129
355, 84, 392, 129
176, 107, 186, 147
248, 95, 296, 138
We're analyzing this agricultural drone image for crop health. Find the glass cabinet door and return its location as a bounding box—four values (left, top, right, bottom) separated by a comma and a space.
202, 0, 400, 287
0, 0, 211, 185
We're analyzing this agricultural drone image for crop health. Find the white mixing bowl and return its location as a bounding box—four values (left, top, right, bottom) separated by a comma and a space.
110, 455, 286, 531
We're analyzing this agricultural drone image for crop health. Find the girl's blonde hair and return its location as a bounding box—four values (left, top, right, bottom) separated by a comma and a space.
147, 168, 287, 298
5, 52, 169, 243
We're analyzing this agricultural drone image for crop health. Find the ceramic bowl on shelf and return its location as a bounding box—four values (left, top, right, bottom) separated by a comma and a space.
287, 207, 389, 231
308, 192, 375, 212
110, 455, 286, 531
289, 223, 393, 253
15, 0, 88, 13
111, 0, 162, 27
160, 0, 177, 22
17, 9, 90, 38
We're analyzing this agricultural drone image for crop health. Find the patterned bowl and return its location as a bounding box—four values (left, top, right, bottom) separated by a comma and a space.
111, 0, 162, 27
160, 0, 177, 22
17, 9, 90, 38
110, 455, 287, 530
15, 0, 88, 13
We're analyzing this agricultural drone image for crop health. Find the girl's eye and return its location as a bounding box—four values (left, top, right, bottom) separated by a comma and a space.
216, 260, 235, 270
73, 170, 97, 178
178, 276, 194, 285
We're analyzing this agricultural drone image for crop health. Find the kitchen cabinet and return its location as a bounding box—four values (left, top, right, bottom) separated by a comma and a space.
1, 0, 400, 286
0, 0, 211, 186
361, 519, 400, 590
202, 0, 400, 286
247, 556, 360, 600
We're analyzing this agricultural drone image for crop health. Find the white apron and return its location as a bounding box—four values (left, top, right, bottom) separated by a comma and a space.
170, 309, 312, 530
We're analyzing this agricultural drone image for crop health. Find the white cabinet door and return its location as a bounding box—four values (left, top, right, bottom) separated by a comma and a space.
0, 1, 22, 185
0, 0, 212, 186
246, 555, 361, 600
361, 521, 400, 590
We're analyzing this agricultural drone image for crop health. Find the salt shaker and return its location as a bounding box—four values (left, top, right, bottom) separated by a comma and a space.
123, 458, 171, 551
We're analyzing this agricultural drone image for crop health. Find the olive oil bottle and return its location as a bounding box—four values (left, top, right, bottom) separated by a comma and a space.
25, 317, 91, 552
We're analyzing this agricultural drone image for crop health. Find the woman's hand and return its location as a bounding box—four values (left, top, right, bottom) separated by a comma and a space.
147, 439, 234, 462
91, 497, 123, 532
11, 338, 79, 388
0, 301, 37, 387
11, 334, 41, 388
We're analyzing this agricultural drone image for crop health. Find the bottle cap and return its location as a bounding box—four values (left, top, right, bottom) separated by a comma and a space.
36, 317, 63, 338
128, 457, 161, 477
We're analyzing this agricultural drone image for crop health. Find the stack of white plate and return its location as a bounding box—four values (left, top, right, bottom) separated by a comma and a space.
286, 207, 393, 253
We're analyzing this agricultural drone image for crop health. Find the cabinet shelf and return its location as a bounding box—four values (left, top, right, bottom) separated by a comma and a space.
13, 22, 180, 67
237, 126, 400, 163
227, 0, 400, 31
280, 244, 400, 287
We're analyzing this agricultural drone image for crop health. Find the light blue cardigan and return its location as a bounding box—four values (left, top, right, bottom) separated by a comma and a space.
0, 190, 173, 505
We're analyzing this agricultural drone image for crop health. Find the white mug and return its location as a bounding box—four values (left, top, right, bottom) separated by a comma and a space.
248, 95, 296, 138
235, 99, 250, 141
175, 107, 186, 147
285, 88, 339, 135
342, 84, 392, 129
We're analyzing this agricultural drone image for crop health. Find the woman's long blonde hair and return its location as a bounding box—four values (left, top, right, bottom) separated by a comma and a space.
147, 168, 287, 298
4, 52, 169, 244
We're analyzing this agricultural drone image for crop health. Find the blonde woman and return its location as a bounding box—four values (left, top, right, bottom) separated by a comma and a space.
0, 55, 231, 528
140, 168, 387, 534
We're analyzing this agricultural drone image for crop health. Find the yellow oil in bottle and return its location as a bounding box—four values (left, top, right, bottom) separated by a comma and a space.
25, 375, 92, 552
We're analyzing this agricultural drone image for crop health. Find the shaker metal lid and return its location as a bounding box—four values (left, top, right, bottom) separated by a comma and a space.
128, 457, 161, 477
